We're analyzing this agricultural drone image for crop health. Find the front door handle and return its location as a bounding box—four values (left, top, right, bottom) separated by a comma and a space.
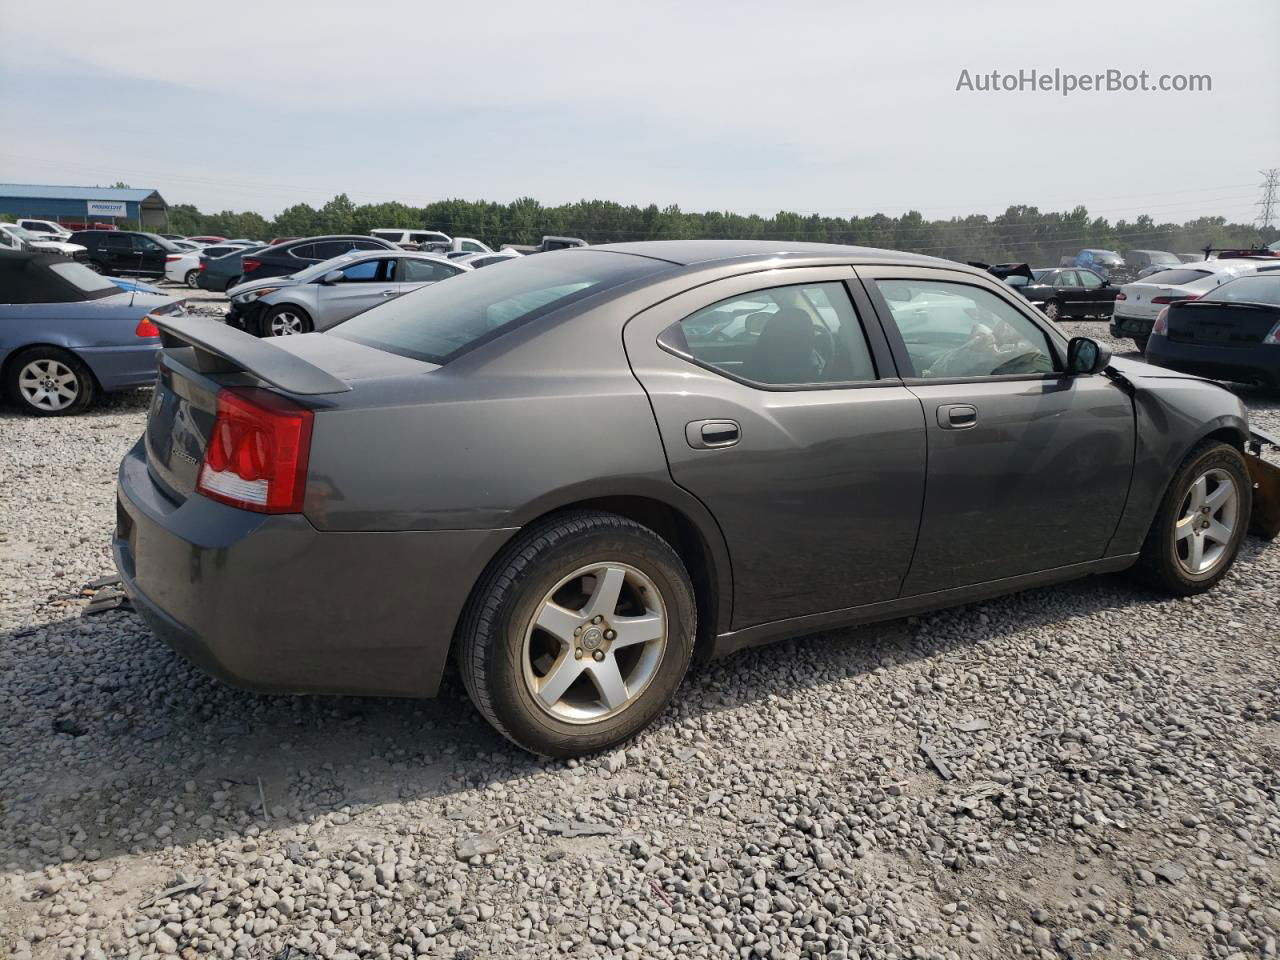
685, 419, 740, 449
380, 289, 397, 297
937, 404, 977, 430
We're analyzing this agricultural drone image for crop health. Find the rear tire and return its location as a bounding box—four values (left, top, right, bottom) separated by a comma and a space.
184, 269, 200, 289
1132, 441, 1250, 595
457, 510, 696, 757
5, 347, 96, 416
84, 261, 106, 275
259, 304, 313, 337
1044, 300, 1062, 321
1133, 336, 1149, 354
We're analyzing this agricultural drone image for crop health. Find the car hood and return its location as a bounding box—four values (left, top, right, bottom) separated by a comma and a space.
1110, 355, 1210, 383
30, 240, 87, 254
228, 274, 302, 298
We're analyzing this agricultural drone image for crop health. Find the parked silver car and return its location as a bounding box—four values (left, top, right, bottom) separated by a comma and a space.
226, 251, 470, 337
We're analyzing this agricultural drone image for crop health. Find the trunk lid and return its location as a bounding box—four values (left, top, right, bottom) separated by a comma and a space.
1167, 300, 1280, 347
143, 317, 435, 503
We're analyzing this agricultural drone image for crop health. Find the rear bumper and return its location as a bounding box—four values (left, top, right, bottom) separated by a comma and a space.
113, 438, 515, 698
1144, 337, 1280, 386
1110, 315, 1155, 340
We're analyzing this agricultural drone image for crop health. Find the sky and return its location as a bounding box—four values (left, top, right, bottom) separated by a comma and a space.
1, 0, 1278, 225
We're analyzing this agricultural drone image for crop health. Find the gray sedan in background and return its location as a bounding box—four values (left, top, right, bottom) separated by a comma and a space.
226, 251, 470, 337
117, 241, 1275, 756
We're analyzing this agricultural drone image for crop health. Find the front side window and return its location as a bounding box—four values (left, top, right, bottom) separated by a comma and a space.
874, 279, 1057, 379
1077, 270, 1103, 288
103, 234, 131, 249
336, 258, 394, 282
658, 282, 877, 386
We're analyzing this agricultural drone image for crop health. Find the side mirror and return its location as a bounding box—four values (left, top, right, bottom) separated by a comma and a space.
1066, 336, 1111, 375
320, 270, 343, 285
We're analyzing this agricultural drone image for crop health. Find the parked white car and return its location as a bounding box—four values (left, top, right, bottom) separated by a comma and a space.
0, 223, 86, 257
1109, 260, 1275, 350
454, 249, 522, 269
165, 242, 254, 287
16, 218, 74, 241
369, 228, 452, 251
368, 229, 493, 255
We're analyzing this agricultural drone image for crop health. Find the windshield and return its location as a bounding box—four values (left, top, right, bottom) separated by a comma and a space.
5, 225, 40, 241
1086, 250, 1122, 264
331, 249, 670, 363
48, 261, 120, 297
1200, 275, 1280, 306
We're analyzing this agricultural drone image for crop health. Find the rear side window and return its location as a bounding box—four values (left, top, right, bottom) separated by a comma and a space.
289, 243, 316, 259
1143, 269, 1212, 285
402, 258, 459, 282
658, 282, 877, 386
312, 240, 355, 259
875, 279, 1057, 379
332, 249, 669, 364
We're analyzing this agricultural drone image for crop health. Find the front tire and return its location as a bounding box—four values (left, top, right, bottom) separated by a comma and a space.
457, 511, 696, 757
6, 347, 96, 416
1132, 441, 1250, 595
84, 261, 106, 275
259, 304, 313, 337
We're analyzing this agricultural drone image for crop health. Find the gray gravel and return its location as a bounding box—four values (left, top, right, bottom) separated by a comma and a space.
1, 315, 1278, 960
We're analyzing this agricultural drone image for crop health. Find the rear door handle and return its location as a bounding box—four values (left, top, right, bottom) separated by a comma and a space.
937, 404, 977, 429
380, 289, 397, 297
685, 419, 740, 449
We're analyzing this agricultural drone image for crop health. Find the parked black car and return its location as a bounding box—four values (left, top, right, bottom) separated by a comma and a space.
1015, 267, 1121, 321
237, 235, 398, 285
68, 230, 184, 277
1146, 274, 1280, 386
196, 245, 268, 293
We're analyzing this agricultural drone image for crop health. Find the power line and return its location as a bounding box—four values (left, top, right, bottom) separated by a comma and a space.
1256, 168, 1279, 230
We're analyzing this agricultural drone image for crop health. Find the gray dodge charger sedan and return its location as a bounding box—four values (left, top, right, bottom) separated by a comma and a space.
115, 241, 1272, 756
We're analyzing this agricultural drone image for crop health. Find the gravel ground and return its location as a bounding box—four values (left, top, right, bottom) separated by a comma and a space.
1, 315, 1278, 960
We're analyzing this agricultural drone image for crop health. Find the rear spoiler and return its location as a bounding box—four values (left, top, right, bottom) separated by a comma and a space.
153, 315, 351, 395
969, 261, 1035, 283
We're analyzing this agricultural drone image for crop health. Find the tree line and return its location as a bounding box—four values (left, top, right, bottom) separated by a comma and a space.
163, 193, 1276, 265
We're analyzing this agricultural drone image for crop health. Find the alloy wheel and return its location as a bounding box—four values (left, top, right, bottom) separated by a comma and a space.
18, 358, 79, 412
1174, 468, 1238, 576
1045, 301, 1060, 321
269, 311, 305, 336
185, 270, 200, 288
521, 562, 667, 724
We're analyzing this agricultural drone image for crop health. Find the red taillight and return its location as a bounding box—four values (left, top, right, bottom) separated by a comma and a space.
196, 388, 313, 514
165, 255, 182, 262
1152, 307, 1170, 336
1151, 294, 1199, 305
241, 257, 261, 274
1114, 291, 1126, 300
135, 316, 160, 338
198, 262, 207, 273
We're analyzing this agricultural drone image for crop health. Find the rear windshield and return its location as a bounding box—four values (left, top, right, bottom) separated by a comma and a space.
1142, 269, 1212, 286
331, 250, 670, 363
1200, 275, 1280, 306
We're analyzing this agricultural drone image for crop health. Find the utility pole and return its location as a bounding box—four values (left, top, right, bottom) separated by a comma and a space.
1257, 168, 1279, 230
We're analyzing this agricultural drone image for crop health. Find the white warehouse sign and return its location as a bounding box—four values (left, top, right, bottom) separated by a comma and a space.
86, 200, 127, 218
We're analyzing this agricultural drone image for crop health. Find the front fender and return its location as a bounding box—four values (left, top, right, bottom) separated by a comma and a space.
1105, 375, 1250, 557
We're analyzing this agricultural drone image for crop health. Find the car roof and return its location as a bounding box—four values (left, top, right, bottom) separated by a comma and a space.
585, 239, 955, 269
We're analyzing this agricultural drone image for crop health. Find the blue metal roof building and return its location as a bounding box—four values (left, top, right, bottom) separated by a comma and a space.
0, 184, 168, 228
